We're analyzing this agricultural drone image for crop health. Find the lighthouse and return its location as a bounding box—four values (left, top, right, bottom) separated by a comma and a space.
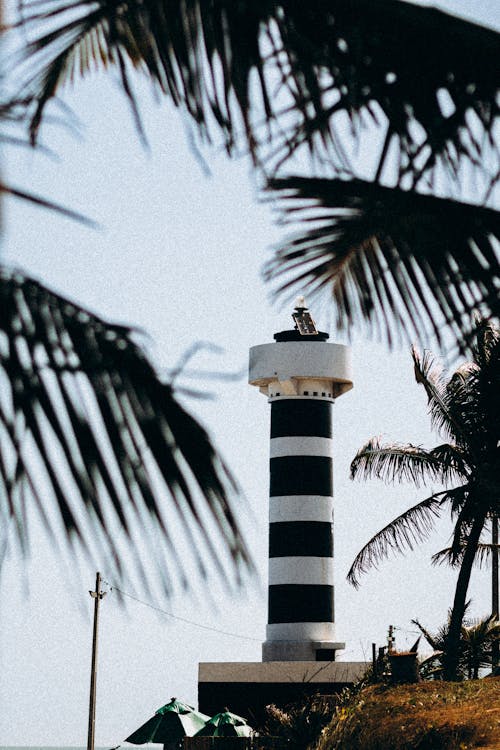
248, 298, 353, 662
198, 301, 366, 723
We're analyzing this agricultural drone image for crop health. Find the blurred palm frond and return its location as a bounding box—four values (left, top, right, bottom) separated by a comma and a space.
265, 177, 500, 354
15, 0, 499, 182
0, 268, 252, 594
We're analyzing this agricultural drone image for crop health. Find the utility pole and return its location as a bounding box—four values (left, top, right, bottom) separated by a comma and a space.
87, 572, 106, 750
388, 625, 395, 653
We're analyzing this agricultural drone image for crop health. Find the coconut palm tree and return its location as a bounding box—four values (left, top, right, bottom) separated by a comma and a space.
9, 0, 499, 355
461, 614, 500, 679
349, 319, 500, 680
414, 611, 500, 680
0, 267, 252, 594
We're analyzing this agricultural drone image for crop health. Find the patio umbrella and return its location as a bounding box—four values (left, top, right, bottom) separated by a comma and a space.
126, 698, 210, 745
194, 711, 253, 738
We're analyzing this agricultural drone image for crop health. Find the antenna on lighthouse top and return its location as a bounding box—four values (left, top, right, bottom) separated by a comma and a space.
292, 296, 318, 336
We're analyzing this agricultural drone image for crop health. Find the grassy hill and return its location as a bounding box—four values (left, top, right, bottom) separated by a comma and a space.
317, 677, 500, 750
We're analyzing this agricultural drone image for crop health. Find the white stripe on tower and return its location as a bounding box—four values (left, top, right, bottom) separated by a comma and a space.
269, 557, 334, 585
270, 436, 333, 457
269, 496, 333, 523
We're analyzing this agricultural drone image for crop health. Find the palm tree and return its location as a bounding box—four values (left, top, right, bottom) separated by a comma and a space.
349, 319, 500, 680
412, 615, 454, 680
461, 614, 500, 679
0, 267, 252, 594
9, 0, 499, 355
414, 611, 500, 680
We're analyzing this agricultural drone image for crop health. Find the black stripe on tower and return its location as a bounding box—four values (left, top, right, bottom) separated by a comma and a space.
268, 584, 334, 623
269, 521, 333, 558
270, 456, 333, 496
271, 399, 332, 438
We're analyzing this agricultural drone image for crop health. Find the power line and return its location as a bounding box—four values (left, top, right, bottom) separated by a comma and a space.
104, 582, 262, 643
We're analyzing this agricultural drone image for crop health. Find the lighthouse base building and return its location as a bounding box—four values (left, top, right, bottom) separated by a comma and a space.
198, 302, 369, 726
198, 661, 367, 726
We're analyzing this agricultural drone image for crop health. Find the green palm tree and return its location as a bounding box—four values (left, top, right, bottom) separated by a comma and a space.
349, 319, 500, 680
414, 611, 500, 680
10, 0, 500, 354
461, 614, 500, 679
0, 267, 252, 594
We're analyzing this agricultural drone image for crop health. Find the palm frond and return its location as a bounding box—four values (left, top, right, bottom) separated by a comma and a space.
265, 177, 499, 354
432, 542, 499, 569
0, 268, 252, 594
461, 321, 500, 462
472, 318, 500, 371
350, 437, 461, 487
16, 0, 500, 181
461, 615, 500, 675
461, 614, 500, 643
412, 347, 471, 445
347, 492, 443, 587
411, 618, 445, 652
1, 184, 97, 225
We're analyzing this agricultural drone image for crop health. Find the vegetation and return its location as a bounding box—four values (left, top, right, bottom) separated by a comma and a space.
317, 678, 500, 750
264, 695, 337, 750
2, 2, 499, 587
0, 269, 253, 592
350, 320, 500, 680
414, 613, 500, 681
11, 1, 500, 353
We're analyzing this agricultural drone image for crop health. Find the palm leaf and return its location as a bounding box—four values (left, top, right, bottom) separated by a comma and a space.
265, 177, 499, 354
411, 618, 445, 653
461, 321, 500, 463
0, 267, 252, 594
1, 184, 96, 225
346, 492, 443, 587
1, 97, 92, 223
412, 347, 471, 446
432, 542, 499, 569
349, 437, 463, 487
16, 0, 499, 181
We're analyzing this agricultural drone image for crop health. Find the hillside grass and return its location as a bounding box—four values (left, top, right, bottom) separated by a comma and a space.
318, 677, 500, 750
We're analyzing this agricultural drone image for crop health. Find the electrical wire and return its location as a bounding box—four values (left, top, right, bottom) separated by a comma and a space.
103, 581, 262, 643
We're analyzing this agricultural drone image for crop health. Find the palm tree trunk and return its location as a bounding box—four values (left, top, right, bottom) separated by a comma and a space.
473, 659, 479, 680
443, 515, 485, 681
492, 515, 499, 670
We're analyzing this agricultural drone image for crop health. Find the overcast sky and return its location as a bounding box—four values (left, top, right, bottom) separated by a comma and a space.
1, 0, 499, 745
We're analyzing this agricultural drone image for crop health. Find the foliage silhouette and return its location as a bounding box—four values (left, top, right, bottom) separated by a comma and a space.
3, 0, 499, 592
11, 0, 500, 353
414, 611, 500, 680
349, 319, 500, 679
0, 268, 252, 593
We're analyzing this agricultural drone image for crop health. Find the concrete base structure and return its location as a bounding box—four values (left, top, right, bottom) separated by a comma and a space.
262, 640, 346, 661
198, 661, 369, 727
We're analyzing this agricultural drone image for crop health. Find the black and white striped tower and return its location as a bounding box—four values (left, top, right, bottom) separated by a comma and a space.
249, 298, 353, 662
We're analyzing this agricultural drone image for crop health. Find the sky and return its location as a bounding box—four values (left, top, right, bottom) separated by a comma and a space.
1, 0, 499, 745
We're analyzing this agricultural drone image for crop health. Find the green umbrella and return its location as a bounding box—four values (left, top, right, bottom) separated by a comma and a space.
194, 711, 253, 738
126, 698, 210, 744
